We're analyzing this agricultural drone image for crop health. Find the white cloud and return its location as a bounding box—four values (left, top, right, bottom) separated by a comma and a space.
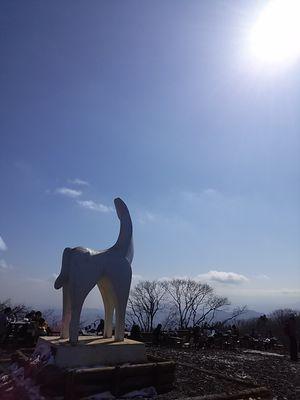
77, 200, 113, 213
69, 178, 89, 186
197, 270, 249, 285
0, 235, 7, 251
55, 187, 82, 198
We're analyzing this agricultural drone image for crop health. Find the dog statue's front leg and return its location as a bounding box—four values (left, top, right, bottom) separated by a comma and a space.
61, 285, 71, 339
69, 304, 82, 345
68, 291, 85, 345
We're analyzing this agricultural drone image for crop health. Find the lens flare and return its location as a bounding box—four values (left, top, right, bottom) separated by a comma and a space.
249, 0, 300, 66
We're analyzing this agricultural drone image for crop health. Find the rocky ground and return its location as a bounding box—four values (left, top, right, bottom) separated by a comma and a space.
147, 346, 300, 400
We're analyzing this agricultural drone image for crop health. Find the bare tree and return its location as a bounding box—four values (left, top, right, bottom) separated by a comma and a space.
127, 280, 166, 332
269, 308, 300, 328
42, 309, 62, 331
193, 294, 231, 326
219, 305, 248, 326
161, 306, 178, 330
0, 299, 29, 319
163, 279, 222, 329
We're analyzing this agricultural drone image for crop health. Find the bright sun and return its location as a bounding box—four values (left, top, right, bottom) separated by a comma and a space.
249, 0, 300, 66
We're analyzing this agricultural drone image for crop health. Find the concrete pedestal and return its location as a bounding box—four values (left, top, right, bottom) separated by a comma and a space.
36, 336, 147, 368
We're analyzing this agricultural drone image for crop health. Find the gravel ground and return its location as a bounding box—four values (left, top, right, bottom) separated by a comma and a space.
147, 346, 300, 400
1, 346, 299, 399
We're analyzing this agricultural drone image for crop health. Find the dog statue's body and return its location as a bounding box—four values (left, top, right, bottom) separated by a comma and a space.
54, 198, 133, 344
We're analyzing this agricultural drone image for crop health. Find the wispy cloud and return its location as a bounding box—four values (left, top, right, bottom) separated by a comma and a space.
158, 275, 189, 282
255, 274, 270, 280
69, 178, 89, 186
48, 273, 59, 283
0, 235, 7, 251
25, 277, 45, 283
202, 188, 219, 196
14, 160, 32, 174
0, 259, 12, 270
55, 187, 82, 198
278, 288, 300, 296
137, 211, 156, 224
197, 270, 249, 285
182, 188, 220, 201
77, 200, 113, 213
226, 287, 300, 298
132, 274, 143, 281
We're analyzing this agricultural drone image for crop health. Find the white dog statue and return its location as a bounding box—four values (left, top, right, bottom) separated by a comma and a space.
54, 197, 133, 344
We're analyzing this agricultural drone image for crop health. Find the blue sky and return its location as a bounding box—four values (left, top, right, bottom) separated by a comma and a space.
0, 1, 299, 312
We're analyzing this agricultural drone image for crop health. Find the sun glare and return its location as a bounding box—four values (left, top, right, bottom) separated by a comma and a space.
249, 0, 300, 67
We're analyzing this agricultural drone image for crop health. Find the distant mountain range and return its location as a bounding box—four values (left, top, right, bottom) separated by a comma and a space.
79, 307, 263, 326
44, 307, 284, 327
212, 309, 261, 322
45, 307, 104, 326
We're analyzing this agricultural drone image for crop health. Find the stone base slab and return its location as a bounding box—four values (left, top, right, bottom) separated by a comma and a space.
36, 336, 147, 368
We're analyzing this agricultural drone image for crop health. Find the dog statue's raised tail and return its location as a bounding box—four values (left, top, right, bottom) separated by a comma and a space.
112, 197, 134, 264
54, 197, 133, 344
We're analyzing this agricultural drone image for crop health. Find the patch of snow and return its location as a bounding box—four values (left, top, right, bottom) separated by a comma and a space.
243, 350, 284, 357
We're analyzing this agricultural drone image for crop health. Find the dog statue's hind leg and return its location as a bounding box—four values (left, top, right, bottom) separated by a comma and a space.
98, 281, 114, 339
115, 297, 128, 342
109, 259, 132, 342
